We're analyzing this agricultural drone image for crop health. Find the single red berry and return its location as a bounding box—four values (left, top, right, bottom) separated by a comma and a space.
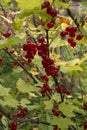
21, 61, 26, 66
3, 32, 11, 38
76, 34, 84, 40
22, 107, 28, 113
47, 21, 54, 28
0, 113, 3, 119
60, 31, 68, 37
10, 50, 14, 54
13, 61, 17, 66
0, 56, 3, 64
38, 37, 45, 43
69, 32, 75, 37
68, 37, 74, 43
41, 1, 50, 9
66, 90, 71, 95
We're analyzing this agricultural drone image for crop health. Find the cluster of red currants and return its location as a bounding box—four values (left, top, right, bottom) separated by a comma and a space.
8, 121, 17, 130
40, 74, 49, 82
41, 83, 52, 97
23, 40, 37, 63
52, 109, 60, 117
12, 107, 28, 118
8, 107, 28, 130
55, 84, 71, 95
41, 1, 58, 29
38, 36, 60, 76
60, 26, 84, 48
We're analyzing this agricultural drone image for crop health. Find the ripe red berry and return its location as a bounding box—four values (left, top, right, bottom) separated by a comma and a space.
0, 56, 3, 64
60, 31, 68, 37
40, 75, 49, 82
68, 37, 76, 48
0, 113, 3, 119
47, 21, 54, 28
52, 109, 60, 117
22, 107, 28, 113
66, 26, 77, 33
3, 32, 11, 38
21, 61, 26, 66
13, 61, 18, 66
8, 122, 17, 129
41, 1, 50, 9
76, 33, 84, 40
10, 50, 14, 54
69, 32, 75, 37
38, 37, 45, 43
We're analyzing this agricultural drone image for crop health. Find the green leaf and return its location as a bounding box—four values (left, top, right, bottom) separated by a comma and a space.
0, 84, 10, 96
51, 117, 74, 130
16, 0, 43, 10
3, 95, 18, 108
59, 102, 75, 117
44, 99, 53, 109
19, 98, 30, 107
16, 79, 39, 94
0, 36, 25, 49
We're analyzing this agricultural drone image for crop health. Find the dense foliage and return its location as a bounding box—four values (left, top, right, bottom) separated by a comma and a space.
0, 0, 87, 130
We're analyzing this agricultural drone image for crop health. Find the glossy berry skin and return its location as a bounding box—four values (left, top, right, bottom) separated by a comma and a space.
41, 1, 50, 9
66, 26, 77, 33
46, 7, 57, 17
76, 34, 84, 40
40, 75, 49, 82
0, 113, 3, 119
68, 37, 76, 48
47, 21, 54, 28
8, 121, 17, 130
38, 37, 45, 43
60, 31, 68, 37
3, 32, 11, 38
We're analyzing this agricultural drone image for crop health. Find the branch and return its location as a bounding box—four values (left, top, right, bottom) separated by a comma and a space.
3, 48, 39, 83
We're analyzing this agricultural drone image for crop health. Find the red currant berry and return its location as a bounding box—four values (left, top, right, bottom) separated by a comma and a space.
0, 113, 3, 119
76, 34, 84, 40
60, 31, 68, 37
3, 32, 11, 38
38, 37, 45, 43
41, 1, 50, 9
0, 56, 3, 64
47, 21, 54, 28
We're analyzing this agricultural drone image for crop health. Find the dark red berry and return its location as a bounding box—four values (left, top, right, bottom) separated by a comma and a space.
47, 21, 54, 28
3, 32, 11, 38
76, 34, 84, 40
38, 37, 45, 43
0, 113, 3, 119
22, 107, 28, 113
60, 31, 68, 37
13, 61, 17, 66
10, 50, 14, 54
0, 56, 3, 64
41, 1, 50, 9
